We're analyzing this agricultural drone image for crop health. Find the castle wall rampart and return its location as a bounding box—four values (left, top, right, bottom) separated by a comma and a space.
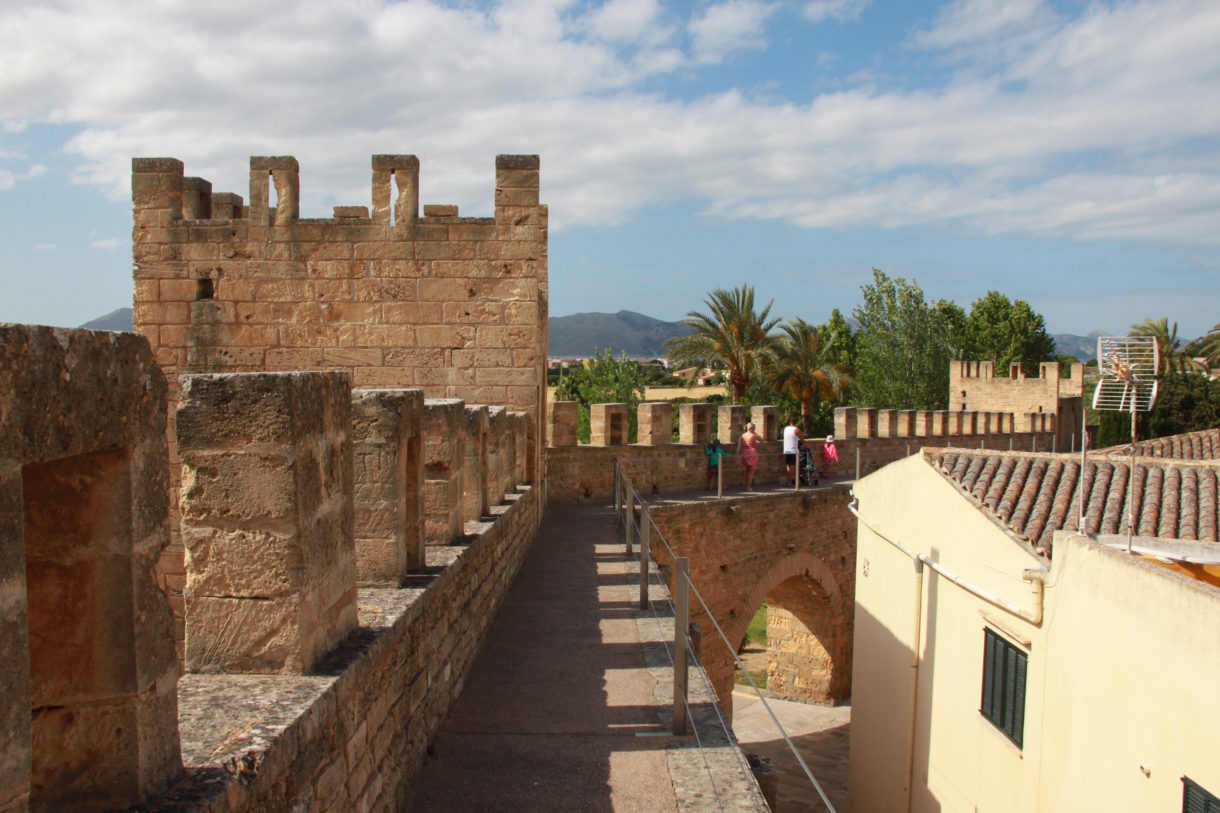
133, 153, 547, 658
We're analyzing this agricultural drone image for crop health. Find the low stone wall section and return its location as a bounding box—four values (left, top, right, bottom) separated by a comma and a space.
151, 485, 542, 810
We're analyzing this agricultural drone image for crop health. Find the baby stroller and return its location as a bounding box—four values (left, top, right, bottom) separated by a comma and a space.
798, 446, 820, 486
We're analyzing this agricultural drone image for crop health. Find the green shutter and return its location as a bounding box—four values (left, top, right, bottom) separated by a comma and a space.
981, 628, 1027, 748
1184, 777, 1220, 813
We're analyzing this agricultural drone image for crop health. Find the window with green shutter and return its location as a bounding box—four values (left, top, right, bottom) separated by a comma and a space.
980, 628, 1027, 748
1184, 777, 1220, 813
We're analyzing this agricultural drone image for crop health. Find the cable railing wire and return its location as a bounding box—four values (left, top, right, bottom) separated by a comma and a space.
615, 458, 840, 813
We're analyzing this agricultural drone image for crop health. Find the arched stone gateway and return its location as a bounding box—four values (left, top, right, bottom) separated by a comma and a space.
730, 553, 851, 706
647, 487, 856, 714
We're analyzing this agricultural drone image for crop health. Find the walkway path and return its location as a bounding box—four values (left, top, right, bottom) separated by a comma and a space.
406, 501, 738, 810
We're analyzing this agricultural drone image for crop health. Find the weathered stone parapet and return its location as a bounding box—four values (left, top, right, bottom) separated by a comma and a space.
177, 371, 357, 675
877, 409, 899, 438
855, 408, 878, 438
895, 410, 916, 437
750, 406, 777, 441
351, 388, 425, 584
718, 405, 748, 444
835, 407, 856, 440
915, 410, 934, 437
679, 403, 711, 446
548, 401, 578, 447
0, 324, 181, 811
423, 399, 466, 544
486, 406, 510, 503
590, 403, 628, 446
510, 411, 528, 485
463, 405, 491, 521
637, 402, 672, 446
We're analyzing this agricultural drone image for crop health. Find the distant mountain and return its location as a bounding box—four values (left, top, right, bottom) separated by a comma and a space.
1054, 330, 1111, 362
81, 307, 132, 332
549, 310, 691, 358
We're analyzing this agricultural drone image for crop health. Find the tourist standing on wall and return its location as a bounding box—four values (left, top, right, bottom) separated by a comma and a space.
782, 416, 803, 484
737, 422, 761, 489
705, 438, 732, 490
822, 434, 839, 476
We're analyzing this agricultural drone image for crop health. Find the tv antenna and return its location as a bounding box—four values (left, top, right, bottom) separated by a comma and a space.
1080, 335, 1159, 551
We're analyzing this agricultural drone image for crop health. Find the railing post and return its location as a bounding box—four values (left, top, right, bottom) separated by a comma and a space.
614, 462, 621, 517
639, 504, 651, 610
855, 447, 861, 480
624, 482, 633, 556
717, 454, 724, 499
674, 556, 690, 735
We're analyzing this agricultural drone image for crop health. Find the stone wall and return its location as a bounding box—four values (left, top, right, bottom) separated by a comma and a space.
0, 325, 182, 811
645, 489, 857, 713
162, 486, 542, 810
949, 360, 1084, 449
132, 154, 548, 658
545, 402, 1056, 502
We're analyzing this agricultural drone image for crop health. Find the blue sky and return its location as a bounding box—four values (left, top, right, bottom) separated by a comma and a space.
1, 0, 1218, 341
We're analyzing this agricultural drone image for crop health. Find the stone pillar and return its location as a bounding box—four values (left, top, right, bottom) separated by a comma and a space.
590, 403, 629, 446
962, 412, 978, 435
486, 406, 508, 507
423, 399, 466, 544
877, 409, 899, 437
463, 405, 491, 522
915, 411, 934, 437
177, 371, 357, 675
637, 402, 673, 446
679, 403, 712, 446
933, 410, 950, 436
549, 401, 579, 447
371, 154, 420, 226
181, 176, 212, 219
894, 410, 916, 437
750, 406, 777, 441
717, 405, 748, 444
0, 325, 182, 811
834, 407, 856, 439
510, 411, 528, 486
855, 408, 878, 438
948, 411, 965, 436
350, 388, 425, 584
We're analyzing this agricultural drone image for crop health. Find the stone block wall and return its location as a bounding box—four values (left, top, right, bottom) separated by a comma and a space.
351, 388, 425, 583
176, 372, 358, 675
132, 154, 548, 656
950, 360, 1084, 449
463, 405, 491, 520
423, 400, 467, 544
637, 402, 672, 446
0, 325, 182, 811
646, 489, 857, 713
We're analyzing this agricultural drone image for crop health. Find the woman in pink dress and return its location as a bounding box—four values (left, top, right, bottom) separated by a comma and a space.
737, 422, 761, 489
821, 434, 839, 476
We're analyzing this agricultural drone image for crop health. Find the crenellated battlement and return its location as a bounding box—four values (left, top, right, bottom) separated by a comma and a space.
133, 153, 541, 231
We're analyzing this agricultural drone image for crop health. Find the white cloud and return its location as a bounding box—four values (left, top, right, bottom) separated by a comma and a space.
688, 0, 776, 63
803, 0, 870, 24
91, 237, 120, 249
32, 243, 55, 251
0, 0, 1216, 251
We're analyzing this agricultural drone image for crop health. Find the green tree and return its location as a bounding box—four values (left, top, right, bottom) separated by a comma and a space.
937, 299, 969, 361
1131, 317, 1205, 374
852, 269, 951, 410
819, 308, 857, 369
1185, 323, 1220, 368
768, 318, 853, 435
665, 285, 781, 404
554, 349, 646, 443
963, 291, 1057, 375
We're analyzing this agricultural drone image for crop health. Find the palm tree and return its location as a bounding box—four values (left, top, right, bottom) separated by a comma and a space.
1129, 317, 1205, 374
665, 286, 780, 404
1185, 322, 1220, 370
769, 319, 854, 434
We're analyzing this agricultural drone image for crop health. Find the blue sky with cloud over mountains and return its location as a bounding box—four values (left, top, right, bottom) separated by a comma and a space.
1, 0, 1217, 339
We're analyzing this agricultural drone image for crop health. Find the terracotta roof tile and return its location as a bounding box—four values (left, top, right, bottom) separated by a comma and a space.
926, 429, 1220, 556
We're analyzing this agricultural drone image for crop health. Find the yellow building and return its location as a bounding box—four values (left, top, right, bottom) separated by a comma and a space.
848, 430, 1220, 812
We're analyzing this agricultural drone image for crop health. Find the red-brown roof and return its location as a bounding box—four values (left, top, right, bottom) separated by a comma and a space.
927, 428, 1220, 556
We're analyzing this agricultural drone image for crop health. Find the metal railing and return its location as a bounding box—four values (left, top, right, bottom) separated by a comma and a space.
613, 458, 839, 813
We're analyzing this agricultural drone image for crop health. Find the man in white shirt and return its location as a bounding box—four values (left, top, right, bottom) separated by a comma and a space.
782, 416, 803, 485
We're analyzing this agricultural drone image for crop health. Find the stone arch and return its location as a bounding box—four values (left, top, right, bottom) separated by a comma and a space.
720, 552, 850, 708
